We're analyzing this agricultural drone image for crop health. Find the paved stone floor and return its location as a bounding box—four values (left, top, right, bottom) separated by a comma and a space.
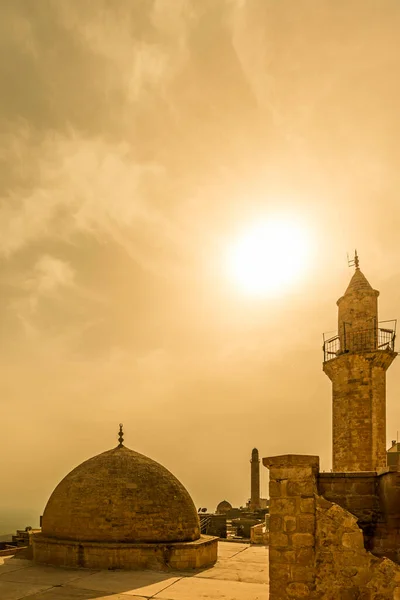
0, 542, 269, 599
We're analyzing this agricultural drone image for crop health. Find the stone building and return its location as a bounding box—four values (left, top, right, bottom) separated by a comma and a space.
265, 259, 400, 599
33, 426, 217, 570
387, 440, 400, 467
12, 527, 40, 547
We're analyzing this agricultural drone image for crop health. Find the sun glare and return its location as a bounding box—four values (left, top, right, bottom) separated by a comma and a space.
227, 217, 312, 297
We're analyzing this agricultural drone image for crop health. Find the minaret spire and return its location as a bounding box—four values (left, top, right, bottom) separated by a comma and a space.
118, 423, 124, 448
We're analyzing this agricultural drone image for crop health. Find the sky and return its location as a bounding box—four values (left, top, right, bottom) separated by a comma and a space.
2, 0, 400, 529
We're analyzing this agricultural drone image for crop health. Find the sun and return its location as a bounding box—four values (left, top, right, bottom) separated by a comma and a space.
227, 217, 312, 297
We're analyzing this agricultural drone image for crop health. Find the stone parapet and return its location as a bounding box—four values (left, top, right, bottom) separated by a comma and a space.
318, 471, 379, 550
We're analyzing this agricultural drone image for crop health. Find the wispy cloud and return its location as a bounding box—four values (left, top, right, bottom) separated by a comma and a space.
32, 254, 74, 294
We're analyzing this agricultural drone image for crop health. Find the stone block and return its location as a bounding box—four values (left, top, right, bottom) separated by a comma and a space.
270, 547, 296, 564
290, 565, 314, 583
292, 533, 314, 548
269, 515, 283, 532
264, 455, 319, 470
296, 515, 315, 534
269, 467, 317, 481
287, 480, 316, 497
339, 587, 366, 600
351, 481, 375, 496
316, 496, 333, 511
347, 494, 376, 511
300, 498, 315, 514
269, 480, 284, 498
295, 547, 315, 566
270, 562, 290, 589
269, 532, 289, 547
286, 582, 310, 597
341, 566, 358, 578
284, 517, 297, 533
270, 497, 297, 515
342, 531, 364, 549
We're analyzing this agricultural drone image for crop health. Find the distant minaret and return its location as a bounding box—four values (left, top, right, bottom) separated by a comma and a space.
250, 448, 261, 510
323, 252, 397, 471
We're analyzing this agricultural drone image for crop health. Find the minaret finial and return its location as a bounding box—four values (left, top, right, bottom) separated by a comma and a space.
347, 249, 360, 270
118, 423, 124, 448
354, 249, 359, 269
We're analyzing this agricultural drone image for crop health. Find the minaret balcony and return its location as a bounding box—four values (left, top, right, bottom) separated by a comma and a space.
323, 321, 396, 362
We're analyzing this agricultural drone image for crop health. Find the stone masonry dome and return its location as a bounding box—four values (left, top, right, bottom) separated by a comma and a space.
42, 445, 200, 544
216, 500, 232, 514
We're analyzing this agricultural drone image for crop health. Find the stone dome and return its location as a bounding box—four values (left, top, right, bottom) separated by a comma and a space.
216, 500, 232, 514
42, 445, 200, 543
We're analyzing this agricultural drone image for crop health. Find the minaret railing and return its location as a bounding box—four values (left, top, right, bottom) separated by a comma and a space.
323, 320, 396, 362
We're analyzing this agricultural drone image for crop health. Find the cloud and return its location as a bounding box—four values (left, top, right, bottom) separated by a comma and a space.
33, 255, 74, 294
0, 130, 172, 267
8, 254, 75, 339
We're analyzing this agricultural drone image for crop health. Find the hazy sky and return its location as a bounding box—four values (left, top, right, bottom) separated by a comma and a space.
2, 0, 400, 522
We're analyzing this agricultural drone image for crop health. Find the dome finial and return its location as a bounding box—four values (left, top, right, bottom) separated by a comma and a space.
118, 423, 124, 448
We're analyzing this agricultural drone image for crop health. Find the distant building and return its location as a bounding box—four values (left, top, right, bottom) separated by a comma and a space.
12, 527, 40, 547
387, 440, 400, 467
248, 448, 268, 511
216, 500, 232, 515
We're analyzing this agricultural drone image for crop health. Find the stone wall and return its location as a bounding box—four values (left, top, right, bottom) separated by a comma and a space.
265, 454, 400, 599
318, 472, 379, 550
250, 523, 269, 545
373, 470, 400, 563
315, 495, 400, 599
318, 469, 400, 563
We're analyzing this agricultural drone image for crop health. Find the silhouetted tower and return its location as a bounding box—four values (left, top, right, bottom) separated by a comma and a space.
250, 448, 260, 510
323, 253, 397, 472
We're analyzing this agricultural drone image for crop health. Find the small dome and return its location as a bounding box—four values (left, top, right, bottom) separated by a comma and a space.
216, 500, 232, 514
42, 446, 200, 543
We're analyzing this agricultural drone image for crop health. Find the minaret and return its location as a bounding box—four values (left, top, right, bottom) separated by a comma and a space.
250, 448, 261, 510
323, 253, 397, 472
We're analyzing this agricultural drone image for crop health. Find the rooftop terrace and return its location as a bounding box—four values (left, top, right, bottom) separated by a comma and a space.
0, 541, 269, 600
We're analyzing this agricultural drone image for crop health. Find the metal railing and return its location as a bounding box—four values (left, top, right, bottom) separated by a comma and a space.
323, 321, 396, 362
199, 515, 212, 534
